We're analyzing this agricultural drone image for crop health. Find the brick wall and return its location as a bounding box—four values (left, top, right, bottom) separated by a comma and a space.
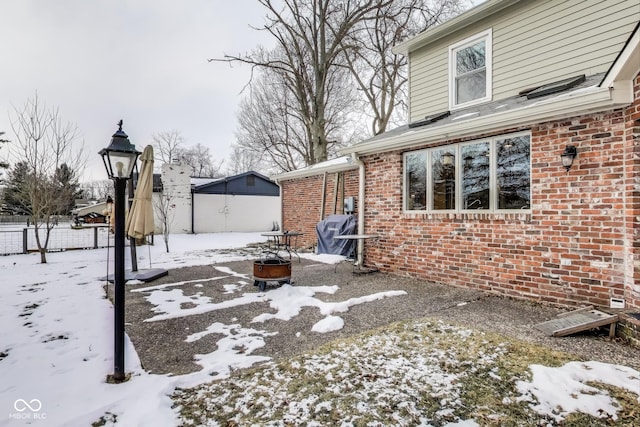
360, 78, 640, 309
623, 75, 640, 309
280, 169, 359, 248
279, 75, 640, 310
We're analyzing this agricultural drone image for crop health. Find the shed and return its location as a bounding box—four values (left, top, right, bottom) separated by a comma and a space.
194, 171, 279, 196
192, 171, 281, 233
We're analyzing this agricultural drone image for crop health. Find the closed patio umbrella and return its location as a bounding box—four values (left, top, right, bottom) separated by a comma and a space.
126, 145, 155, 240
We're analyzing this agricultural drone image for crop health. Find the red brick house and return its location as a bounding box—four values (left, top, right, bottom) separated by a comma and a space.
274, 0, 640, 311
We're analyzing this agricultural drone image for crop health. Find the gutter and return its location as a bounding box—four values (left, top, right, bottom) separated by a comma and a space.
271, 156, 358, 181
351, 153, 365, 268
341, 85, 625, 156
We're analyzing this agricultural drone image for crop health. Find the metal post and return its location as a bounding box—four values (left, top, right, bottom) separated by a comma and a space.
22, 228, 28, 254
113, 177, 127, 381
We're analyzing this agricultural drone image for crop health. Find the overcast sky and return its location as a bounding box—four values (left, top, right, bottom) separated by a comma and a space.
0, 0, 272, 182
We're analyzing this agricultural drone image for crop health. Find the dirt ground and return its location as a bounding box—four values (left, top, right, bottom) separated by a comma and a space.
111, 258, 639, 376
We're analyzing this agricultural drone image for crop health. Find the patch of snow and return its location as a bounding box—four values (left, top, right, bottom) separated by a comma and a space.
516, 361, 640, 422
1, 231, 638, 426
312, 315, 345, 333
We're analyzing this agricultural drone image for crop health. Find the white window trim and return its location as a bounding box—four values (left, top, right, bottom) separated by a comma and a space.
448, 29, 493, 110
403, 131, 531, 214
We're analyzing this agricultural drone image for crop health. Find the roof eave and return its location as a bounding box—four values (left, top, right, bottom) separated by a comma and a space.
342, 86, 627, 156
392, 0, 522, 55
271, 158, 358, 182
601, 22, 640, 88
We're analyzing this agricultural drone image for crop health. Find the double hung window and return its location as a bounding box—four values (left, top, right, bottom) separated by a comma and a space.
449, 30, 492, 109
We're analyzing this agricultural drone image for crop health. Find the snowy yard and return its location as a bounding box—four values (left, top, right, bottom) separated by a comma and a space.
0, 233, 638, 426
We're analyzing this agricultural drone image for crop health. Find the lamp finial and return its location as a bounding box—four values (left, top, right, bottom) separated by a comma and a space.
117, 120, 123, 132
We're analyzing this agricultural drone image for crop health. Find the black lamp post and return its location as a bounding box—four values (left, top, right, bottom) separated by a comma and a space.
99, 120, 140, 382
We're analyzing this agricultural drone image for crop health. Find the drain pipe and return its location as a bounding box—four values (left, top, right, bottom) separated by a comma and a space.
351, 153, 365, 268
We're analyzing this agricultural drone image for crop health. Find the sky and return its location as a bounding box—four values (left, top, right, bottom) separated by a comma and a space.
0, 0, 273, 182
0, 230, 638, 426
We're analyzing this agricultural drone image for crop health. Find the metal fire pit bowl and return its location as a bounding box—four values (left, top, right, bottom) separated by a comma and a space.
253, 257, 292, 291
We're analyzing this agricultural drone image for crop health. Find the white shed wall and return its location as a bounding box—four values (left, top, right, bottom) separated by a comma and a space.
193, 194, 281, 233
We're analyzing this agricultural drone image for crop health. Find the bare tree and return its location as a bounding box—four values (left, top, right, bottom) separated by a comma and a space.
154, 188, 175, 253
0, 131, 8, 169
80, 179, 113, 201
343, 0, 466, 135
8, 93, 86, 263
234, 68, 310, 172
231, 43, 359, 173
226, 144, 268, 176
214, 0, 391, 166
180, 143, 224, 177
152, 130, 184, 166
0, 131, 9, 184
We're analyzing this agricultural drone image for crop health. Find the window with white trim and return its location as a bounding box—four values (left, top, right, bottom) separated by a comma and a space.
403, 132, 531, 212
449, 29, 492, 109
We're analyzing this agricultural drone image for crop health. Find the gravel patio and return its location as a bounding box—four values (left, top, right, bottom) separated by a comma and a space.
115, 257, 640, 376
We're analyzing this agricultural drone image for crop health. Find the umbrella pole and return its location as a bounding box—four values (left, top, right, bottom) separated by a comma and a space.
148, 242, 152, 269
128, 177, 138, 272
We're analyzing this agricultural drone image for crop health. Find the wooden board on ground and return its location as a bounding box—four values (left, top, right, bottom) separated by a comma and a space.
535, 307, 618, 337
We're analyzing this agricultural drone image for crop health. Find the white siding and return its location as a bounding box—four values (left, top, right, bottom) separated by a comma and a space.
409, 0, 640, 121
193, 194, 281, 233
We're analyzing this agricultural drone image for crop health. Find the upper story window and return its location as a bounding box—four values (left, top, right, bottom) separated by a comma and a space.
449, 29, 492, 109
403, 132, 530, 213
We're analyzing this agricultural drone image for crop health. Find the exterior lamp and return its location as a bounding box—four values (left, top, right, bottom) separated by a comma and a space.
442, 151, 455, 166
99, 120, 140, 383
99, 121, 140, 179
561, 145, 577, 172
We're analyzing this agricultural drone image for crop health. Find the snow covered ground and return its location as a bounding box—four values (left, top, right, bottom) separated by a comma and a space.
0, 232, 638, 426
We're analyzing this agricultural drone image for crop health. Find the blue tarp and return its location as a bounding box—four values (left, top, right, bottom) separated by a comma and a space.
316, 214, 357, 256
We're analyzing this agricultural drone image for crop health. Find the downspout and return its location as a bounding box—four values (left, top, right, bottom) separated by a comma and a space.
190, 188, 195, 234
273, 178, 284, 232
351, 153, 365, 268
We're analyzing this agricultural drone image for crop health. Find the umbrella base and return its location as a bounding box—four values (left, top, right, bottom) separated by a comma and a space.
102, 268, 168, 283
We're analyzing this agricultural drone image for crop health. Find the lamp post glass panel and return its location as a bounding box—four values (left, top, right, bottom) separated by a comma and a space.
99, 120, 140, 382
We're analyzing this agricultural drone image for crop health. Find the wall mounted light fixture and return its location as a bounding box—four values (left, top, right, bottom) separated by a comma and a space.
561, 145, 577, 172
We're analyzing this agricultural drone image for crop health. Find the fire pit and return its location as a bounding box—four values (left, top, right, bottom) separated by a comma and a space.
253, 257, 292, 291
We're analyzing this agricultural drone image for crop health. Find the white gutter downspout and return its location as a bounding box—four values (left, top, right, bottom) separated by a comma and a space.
351, 153, 365, 268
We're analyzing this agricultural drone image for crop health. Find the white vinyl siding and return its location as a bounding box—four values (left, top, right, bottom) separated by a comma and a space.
408, 0, 640, 122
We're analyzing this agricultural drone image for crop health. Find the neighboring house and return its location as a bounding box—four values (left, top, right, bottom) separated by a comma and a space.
154, 164, 281, 234
72, 201, 110, 222
275, 0, 640, 311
